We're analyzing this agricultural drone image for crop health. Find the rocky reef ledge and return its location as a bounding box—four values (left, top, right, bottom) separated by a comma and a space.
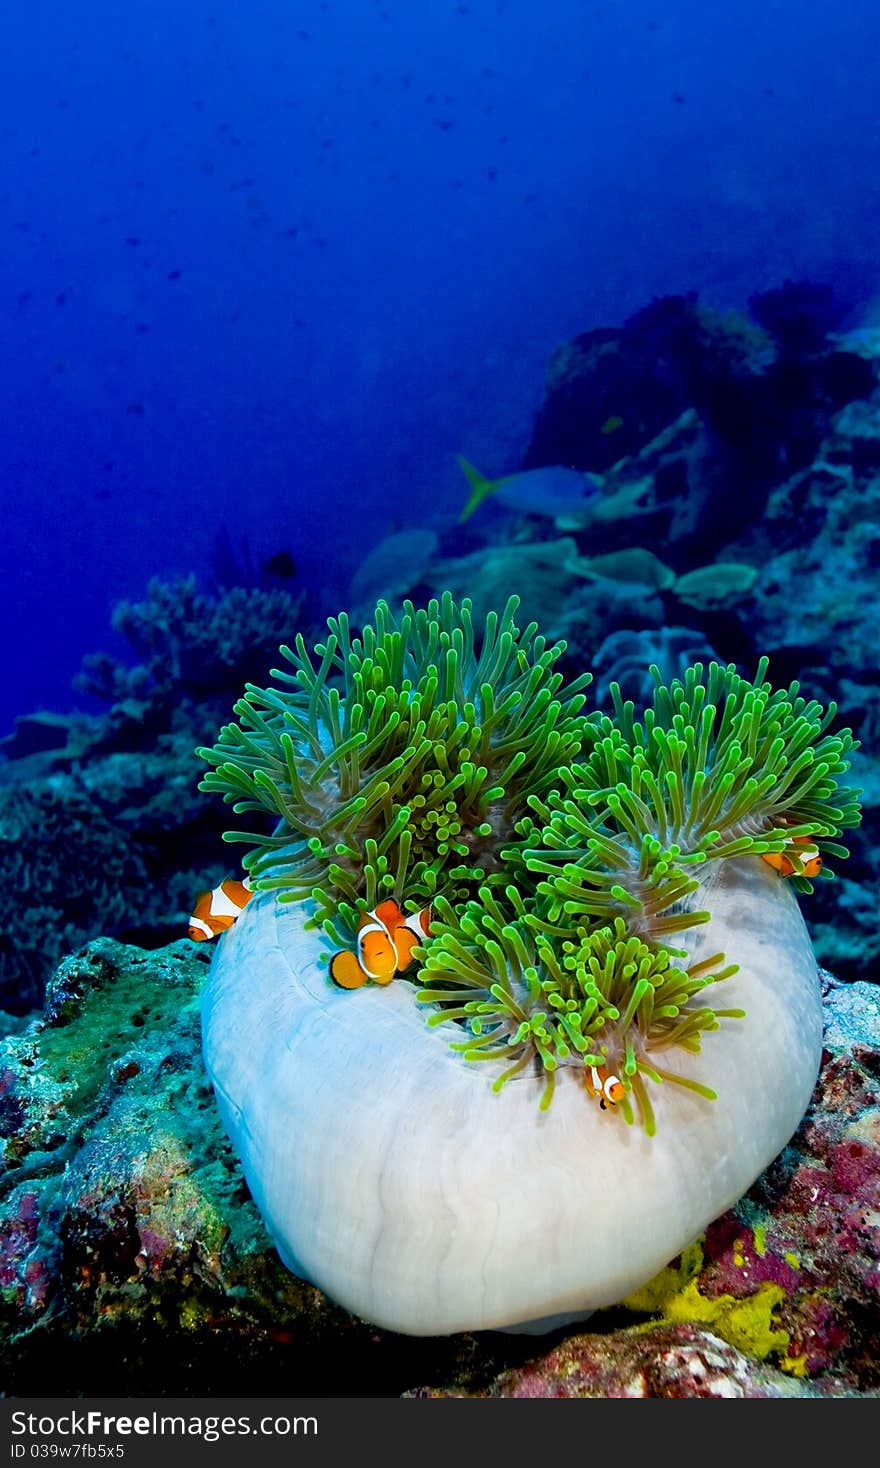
1, 939, 878, 1398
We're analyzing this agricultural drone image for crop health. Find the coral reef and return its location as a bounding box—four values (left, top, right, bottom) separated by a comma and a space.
522, 287, 874, 509
2, 275, 877, 1389
520, 295, 718, 475
748, 280, 852, 357
426, 298, 880, 982
591, 627, 720, 710
0, 941, 371, 1394
1, 938, 877, 1396
408, 1322, 870, 1399
0, 576, 314, 1014
0, 736, 227, 1015
76, 575, 305, 715
0, 783, 147, 1015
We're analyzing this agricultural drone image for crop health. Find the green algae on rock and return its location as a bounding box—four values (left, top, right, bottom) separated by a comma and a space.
0, 940, 347, 1387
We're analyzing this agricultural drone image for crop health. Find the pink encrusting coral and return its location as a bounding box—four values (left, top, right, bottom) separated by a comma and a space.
0, 1188, 53, 1315
407, 1322, 854, 1399
613, 984, 880, 1387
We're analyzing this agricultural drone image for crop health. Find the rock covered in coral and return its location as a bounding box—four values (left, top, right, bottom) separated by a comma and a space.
75, 575, 307, 718
520, 294, 771, 477
0, 575, 319, 1014
713, 356, 880, 981
590, 626, 720, 710
0, 781, 146, 1014
748, 281, 853, 356
407, 1322, 860, 1398
822, 973, 880, 1050
523, 288, 875, 496
0, 939, 485, 1395
727, 395, 880, 749
0, 712, 87, 765
1, 933, 878, 1396
0, 729, 228, 1014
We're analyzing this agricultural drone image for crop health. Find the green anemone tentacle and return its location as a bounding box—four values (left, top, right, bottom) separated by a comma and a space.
197, 592, 591, 932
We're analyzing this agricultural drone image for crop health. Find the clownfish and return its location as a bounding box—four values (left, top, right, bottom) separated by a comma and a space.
188, 877, 255, 941
761, 833, 822, 879
330, 899, 431, 989
584, 1063, 626, 1111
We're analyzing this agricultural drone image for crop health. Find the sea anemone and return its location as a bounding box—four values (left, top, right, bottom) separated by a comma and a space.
418, 896, 740, 1133
196, 592, 591, 943
198, 592, 860, 1335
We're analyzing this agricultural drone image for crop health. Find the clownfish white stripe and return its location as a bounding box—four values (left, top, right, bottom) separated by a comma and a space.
586, 1065, 625, 1108
357, 919, 391, 979
360, 919, 388, 941
209, 884, 252, 920
187, 876, 256, 942
400, 909, 430, 937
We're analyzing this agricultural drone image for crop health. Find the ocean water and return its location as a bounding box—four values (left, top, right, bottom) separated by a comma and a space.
1, 0, 879, 1404
2, 0, 879, 736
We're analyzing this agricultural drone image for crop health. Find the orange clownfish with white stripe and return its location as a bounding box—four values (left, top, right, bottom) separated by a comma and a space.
188, 876, 255, 941
761, 832, 822, 879
584, 1063, 626, 1111
330, 899, 432, 989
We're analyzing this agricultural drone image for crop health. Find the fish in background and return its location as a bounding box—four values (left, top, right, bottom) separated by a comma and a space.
457, 455, 603, 522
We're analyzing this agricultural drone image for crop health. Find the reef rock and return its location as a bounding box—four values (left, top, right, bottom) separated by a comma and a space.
407, 1321, 863, 1398
0, 938, 878, 1397
0, 729, 229, 1014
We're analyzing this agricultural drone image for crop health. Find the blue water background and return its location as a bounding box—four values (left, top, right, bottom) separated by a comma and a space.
2, 0, 878, 736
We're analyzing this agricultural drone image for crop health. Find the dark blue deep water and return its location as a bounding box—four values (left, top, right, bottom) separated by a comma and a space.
3, 0, 879, 735
2, 2, 880, 1404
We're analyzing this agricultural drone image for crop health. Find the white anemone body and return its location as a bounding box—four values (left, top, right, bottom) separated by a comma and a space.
202, 856, 822, 1336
